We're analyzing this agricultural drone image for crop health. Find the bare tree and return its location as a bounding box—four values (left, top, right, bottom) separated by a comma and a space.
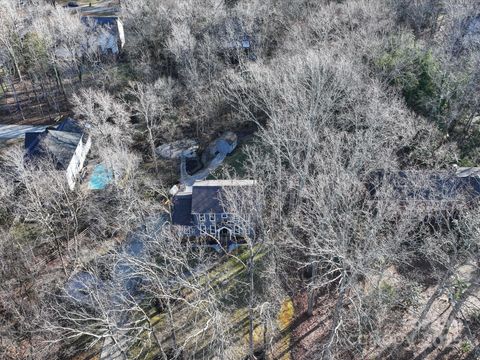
127, 79, 175, 174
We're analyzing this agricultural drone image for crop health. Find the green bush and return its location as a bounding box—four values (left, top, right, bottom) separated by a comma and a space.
375, 34, 444, 122
460, 340, 472, 353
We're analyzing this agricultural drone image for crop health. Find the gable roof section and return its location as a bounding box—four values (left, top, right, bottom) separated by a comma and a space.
191, 180, 255, 214
368, 170, 480, 203
82, 16, 119, 33
192, 185, 224, 214
56, 117, 84, 134
26, 130, 82, 169
171, 193, 194, 226
24, 131, 41, 149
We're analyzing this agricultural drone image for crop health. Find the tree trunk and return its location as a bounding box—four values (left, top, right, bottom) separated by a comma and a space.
408, 270, 451, 343
8, 76, 24, 120
248, 252, 255, 359
147, 125, 159, 174
438, 279, 479, 347
54, 237, 68, 276
53, 65, 66, 99
323, 274, 346, 360
307, 261, 318, 317
166, 299, 179, 355
8, 48, 22, 82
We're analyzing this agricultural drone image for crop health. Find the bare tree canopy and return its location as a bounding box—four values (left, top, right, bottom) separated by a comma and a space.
1, 0, 480, 359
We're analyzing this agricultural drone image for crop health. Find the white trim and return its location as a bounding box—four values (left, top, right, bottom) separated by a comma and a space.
209, 213, 216, 222
217, 226, 232, 240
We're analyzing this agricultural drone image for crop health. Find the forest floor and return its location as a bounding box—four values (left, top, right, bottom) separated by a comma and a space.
0, 77, 70, 125
289, 265, 480, 360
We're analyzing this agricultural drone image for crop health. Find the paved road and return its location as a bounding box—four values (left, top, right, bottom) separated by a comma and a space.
0, 125, 51, 140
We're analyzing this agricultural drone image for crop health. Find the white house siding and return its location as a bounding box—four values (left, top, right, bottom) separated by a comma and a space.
66, 135, 91, 190
117, 20, 125, 49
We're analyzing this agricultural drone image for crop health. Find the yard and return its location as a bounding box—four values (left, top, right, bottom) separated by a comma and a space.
69, 246, 295, 359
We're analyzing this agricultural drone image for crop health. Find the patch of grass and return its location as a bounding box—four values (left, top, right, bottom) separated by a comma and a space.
460, 340, 472, 353
124, 246, 278, 359
453, 278, 469, 301
278, 298, 294, 331
10, 222, 41, 245
380, 281, 396, 299
273, 297, 294, 360
209, 137, 255, 179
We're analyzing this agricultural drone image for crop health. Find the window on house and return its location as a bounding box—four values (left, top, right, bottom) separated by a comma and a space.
199, 214, 205, 222
222, 213, 228, 219
210, 225, 216, 234
234, 225, 241, 235
209, 213, 215, 222
200, 225, 206, 233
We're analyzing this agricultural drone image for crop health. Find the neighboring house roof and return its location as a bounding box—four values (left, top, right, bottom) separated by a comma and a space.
81, 16, 125, 53
367, 170, 480, 204
24, 118, 86, 170
214, 17, 254, 50
26, 130, 83, 169
56, 117, 84, 134
82, 16, 118, 29
191, 180, 256, 214
456, 167, 480, 178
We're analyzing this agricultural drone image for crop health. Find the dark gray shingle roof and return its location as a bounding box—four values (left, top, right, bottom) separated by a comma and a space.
368, 170, 480, 202
26, 130, 82, 169
191, 180, 256, 214
191, 186, 224, 214
171, 193, 194, 226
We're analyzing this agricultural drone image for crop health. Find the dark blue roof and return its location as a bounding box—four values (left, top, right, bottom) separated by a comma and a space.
56, 117, 84, 134
81, 16, 118, 27
24, 132, 41, 150
191, 186, 224, 214
171, 194, 194, 226
368, 170, 480, 202
24, 118, 84, 169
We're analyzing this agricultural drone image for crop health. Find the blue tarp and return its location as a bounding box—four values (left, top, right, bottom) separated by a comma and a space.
88, 164, 113, 190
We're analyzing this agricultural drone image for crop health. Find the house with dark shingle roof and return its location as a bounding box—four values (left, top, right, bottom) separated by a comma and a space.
171, 179, 256, 242
82, 16, 125, 55
366, 169, 480, 211
25, 118, 91, 190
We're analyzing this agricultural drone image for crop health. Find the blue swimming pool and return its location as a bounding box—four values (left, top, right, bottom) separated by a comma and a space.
88, 164, 113, 190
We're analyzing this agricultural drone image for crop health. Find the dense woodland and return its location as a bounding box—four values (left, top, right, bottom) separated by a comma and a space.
1, 0, 480, 359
